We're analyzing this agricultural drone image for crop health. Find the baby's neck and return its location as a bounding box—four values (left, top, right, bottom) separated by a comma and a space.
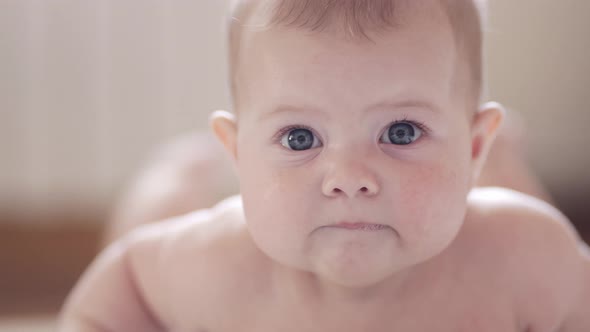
270, 261, 434, 317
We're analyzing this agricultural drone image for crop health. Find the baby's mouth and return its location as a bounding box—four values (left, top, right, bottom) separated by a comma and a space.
331, 222, 389, 231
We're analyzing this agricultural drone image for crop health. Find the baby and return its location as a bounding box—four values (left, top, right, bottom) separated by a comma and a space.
60, 0, 590, 331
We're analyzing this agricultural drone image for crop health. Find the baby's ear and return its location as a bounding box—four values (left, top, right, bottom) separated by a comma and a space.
210, 110, 238, 162
470, 101, 505, 185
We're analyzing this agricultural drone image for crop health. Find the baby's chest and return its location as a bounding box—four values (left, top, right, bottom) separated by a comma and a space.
164, 269, 527, 332
178, 291, 522, 332
228, 307, 521, 332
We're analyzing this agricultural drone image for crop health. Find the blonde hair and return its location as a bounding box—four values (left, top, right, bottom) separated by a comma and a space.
227, 0, 487, 110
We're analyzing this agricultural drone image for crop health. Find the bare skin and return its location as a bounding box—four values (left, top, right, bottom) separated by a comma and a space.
62, 2, 589, 331
63, 189, 589, 331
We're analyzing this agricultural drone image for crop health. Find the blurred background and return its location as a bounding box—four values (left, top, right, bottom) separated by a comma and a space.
0, 0, 588, 330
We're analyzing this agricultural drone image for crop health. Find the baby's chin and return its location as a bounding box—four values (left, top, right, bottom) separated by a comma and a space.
253, 233, 408, 289
309, 252, 410, 289
305, 239, 412, 288
304, 232, 454, 289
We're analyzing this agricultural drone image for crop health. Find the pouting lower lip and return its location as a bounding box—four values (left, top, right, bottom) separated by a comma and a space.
332, 222, 389, 231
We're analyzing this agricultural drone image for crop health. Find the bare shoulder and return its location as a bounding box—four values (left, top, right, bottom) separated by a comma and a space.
124, 194, 249, 258
121, 195, 270, 328
460, 187, 588, 330
463, 187, 581, 248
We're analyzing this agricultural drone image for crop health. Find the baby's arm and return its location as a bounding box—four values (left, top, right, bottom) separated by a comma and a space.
510, 195, 590, 331
558, 243, 590, 331
482, 189, 588, 331
58, 237, 164, 332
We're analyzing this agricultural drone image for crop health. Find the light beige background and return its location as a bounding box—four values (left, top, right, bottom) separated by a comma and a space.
1, 0, 588, 225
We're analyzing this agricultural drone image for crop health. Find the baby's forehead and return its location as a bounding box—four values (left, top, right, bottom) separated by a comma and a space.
240, 35, 466, 124
228, 0, 485, 111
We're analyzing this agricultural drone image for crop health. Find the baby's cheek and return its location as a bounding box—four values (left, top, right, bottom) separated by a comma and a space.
241, 166, 310, 223
397, 162, 469, 243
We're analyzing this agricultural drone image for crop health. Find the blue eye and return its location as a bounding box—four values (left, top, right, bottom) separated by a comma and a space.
380, 122, 423, 145
280, 128, 321, 151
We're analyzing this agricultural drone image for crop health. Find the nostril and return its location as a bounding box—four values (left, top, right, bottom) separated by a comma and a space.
333, 188, 342, 193
360, 187, 368, 193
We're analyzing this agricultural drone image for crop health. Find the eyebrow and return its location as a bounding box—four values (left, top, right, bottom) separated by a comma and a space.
258, 104, 328, 121
258, 98, 440, 121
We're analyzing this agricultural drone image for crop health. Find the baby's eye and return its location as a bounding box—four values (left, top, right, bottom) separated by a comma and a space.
380, 122, 423, 145
280, 128, 322, 151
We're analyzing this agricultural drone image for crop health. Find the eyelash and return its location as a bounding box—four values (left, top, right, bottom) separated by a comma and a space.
273, 124, 317, 143
273, 118, 430, 145
389, 117, 430, 136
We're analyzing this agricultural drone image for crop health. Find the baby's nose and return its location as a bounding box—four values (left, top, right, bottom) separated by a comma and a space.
321, 159, 380, 198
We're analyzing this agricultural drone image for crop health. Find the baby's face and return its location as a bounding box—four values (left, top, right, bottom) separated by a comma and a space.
233, 10, 475, 287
